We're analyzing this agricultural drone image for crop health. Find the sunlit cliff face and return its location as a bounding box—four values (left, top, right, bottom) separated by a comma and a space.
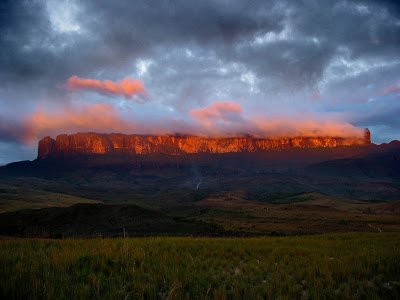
37, 130, 371, 159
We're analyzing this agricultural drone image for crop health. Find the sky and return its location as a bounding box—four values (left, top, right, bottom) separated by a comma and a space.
0, 0, 400, 164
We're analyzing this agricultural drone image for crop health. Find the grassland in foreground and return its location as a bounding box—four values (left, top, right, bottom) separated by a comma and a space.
0, 233, 399, 299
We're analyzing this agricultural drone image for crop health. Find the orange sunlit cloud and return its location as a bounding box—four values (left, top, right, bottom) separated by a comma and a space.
189, 101, 243, 127
24, 103, 135, 142
22, 99, 364, 144
67, 75, 146, 98
252, 116, 364, 138
190, 101, 364, 138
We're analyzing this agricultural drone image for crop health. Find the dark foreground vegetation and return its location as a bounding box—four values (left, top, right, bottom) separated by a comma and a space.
0, 233, 399, 299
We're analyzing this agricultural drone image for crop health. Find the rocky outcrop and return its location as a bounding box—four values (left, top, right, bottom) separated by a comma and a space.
38, 136, 57, 158
37, 130, 371, 159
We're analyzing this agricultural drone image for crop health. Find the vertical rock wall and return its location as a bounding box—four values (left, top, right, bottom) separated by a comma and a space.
37, 131, 371, 159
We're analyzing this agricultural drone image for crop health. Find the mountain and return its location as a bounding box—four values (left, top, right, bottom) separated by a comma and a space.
0, 134, 399, 238
37, 130, 371, 158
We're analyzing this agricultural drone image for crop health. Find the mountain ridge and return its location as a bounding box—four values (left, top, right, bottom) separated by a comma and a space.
37, 130, 371, 159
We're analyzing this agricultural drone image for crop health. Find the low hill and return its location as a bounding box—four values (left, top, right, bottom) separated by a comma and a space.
0, 204, 220, 238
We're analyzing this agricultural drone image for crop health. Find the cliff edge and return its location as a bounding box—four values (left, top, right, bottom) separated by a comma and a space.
37, 129, 371, 159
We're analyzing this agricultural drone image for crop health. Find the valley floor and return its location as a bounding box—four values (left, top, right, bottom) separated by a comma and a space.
0, 232, 399, 299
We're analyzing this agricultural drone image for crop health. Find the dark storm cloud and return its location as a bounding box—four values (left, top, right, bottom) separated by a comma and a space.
0, 0, 400, 163
0, 0, 50, 83
1, 0, 399, 90
351, 95, 400, 130
0, 116, 27, 144
235, 0, 400, 91
0, 0, 281, 86
0, 0, 86, 85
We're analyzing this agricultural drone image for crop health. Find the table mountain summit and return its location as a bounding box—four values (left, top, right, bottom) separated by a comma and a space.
37, 130, 371, 159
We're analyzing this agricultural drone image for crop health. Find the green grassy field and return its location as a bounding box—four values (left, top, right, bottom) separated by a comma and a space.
0, 233, 399, 299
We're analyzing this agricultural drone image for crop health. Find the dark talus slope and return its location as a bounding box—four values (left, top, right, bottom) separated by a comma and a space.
306, 141, 400, 180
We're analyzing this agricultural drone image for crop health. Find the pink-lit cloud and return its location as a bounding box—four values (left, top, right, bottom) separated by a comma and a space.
67, 75, 146, 98
189, 101, 243, 127
24, 103, 135, 142
189, 101, 364, 138
381, 83, 400, 96
251, 116, 364, 138
21, 99, 365, 145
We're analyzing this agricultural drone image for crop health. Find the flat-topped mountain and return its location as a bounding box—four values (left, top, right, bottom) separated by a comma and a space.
37, 130, 371, 159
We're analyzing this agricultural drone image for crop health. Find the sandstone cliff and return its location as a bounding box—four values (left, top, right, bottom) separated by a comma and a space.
37, 129, 371, 159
